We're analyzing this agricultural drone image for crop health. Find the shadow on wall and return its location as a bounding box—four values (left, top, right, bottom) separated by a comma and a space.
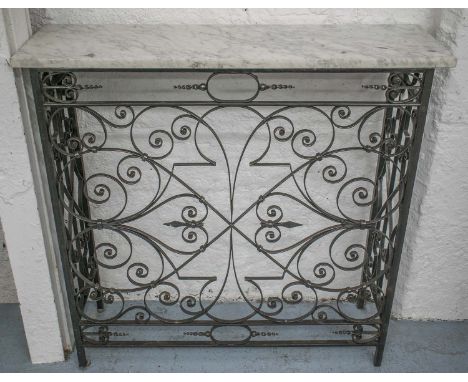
0, 219, 18, 303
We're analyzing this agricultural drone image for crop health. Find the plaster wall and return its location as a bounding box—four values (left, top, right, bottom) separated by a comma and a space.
29, 8, 439, 32
25, 8, 468, 321
392, 9, 468, 320
0, 9, 65, 362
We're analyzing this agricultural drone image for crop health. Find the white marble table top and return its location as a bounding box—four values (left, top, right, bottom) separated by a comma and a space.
10, 24, 456, 69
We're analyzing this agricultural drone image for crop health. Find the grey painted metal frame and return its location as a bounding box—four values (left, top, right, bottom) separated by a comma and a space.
29, 68, 434, 367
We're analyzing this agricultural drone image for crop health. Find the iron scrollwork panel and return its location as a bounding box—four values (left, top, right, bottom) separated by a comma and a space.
36, 70, 428, 364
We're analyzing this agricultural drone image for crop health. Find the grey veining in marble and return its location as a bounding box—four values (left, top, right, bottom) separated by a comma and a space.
10, 24, 456, 69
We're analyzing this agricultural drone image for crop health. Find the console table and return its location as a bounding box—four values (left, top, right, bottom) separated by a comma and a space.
11, 24, 456, 367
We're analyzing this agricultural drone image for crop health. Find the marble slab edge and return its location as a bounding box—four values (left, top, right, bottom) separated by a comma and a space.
9, 24, 457, 70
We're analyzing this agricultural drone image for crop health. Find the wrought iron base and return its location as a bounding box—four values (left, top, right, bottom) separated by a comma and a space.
30, 69, 434, 367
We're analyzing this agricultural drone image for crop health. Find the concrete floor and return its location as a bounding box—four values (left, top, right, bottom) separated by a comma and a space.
0, 303, 467, 372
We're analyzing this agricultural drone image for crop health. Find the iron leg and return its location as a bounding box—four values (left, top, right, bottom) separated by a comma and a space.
77, 346, 89, 368
373, 343, 384, 366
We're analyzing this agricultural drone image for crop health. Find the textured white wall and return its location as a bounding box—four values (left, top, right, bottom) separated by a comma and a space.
29, 8, 438, 32
393, 9, 468, 320
0, 9, 65, 363
24, 8, 468, 320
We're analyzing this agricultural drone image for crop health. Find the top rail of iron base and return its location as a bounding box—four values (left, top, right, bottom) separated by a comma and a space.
37, 70, 428, 106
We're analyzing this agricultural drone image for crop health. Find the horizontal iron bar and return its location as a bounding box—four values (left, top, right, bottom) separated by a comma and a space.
80, 319, 381, 326
44, 101, 421, 107
83, 340, 377, 347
